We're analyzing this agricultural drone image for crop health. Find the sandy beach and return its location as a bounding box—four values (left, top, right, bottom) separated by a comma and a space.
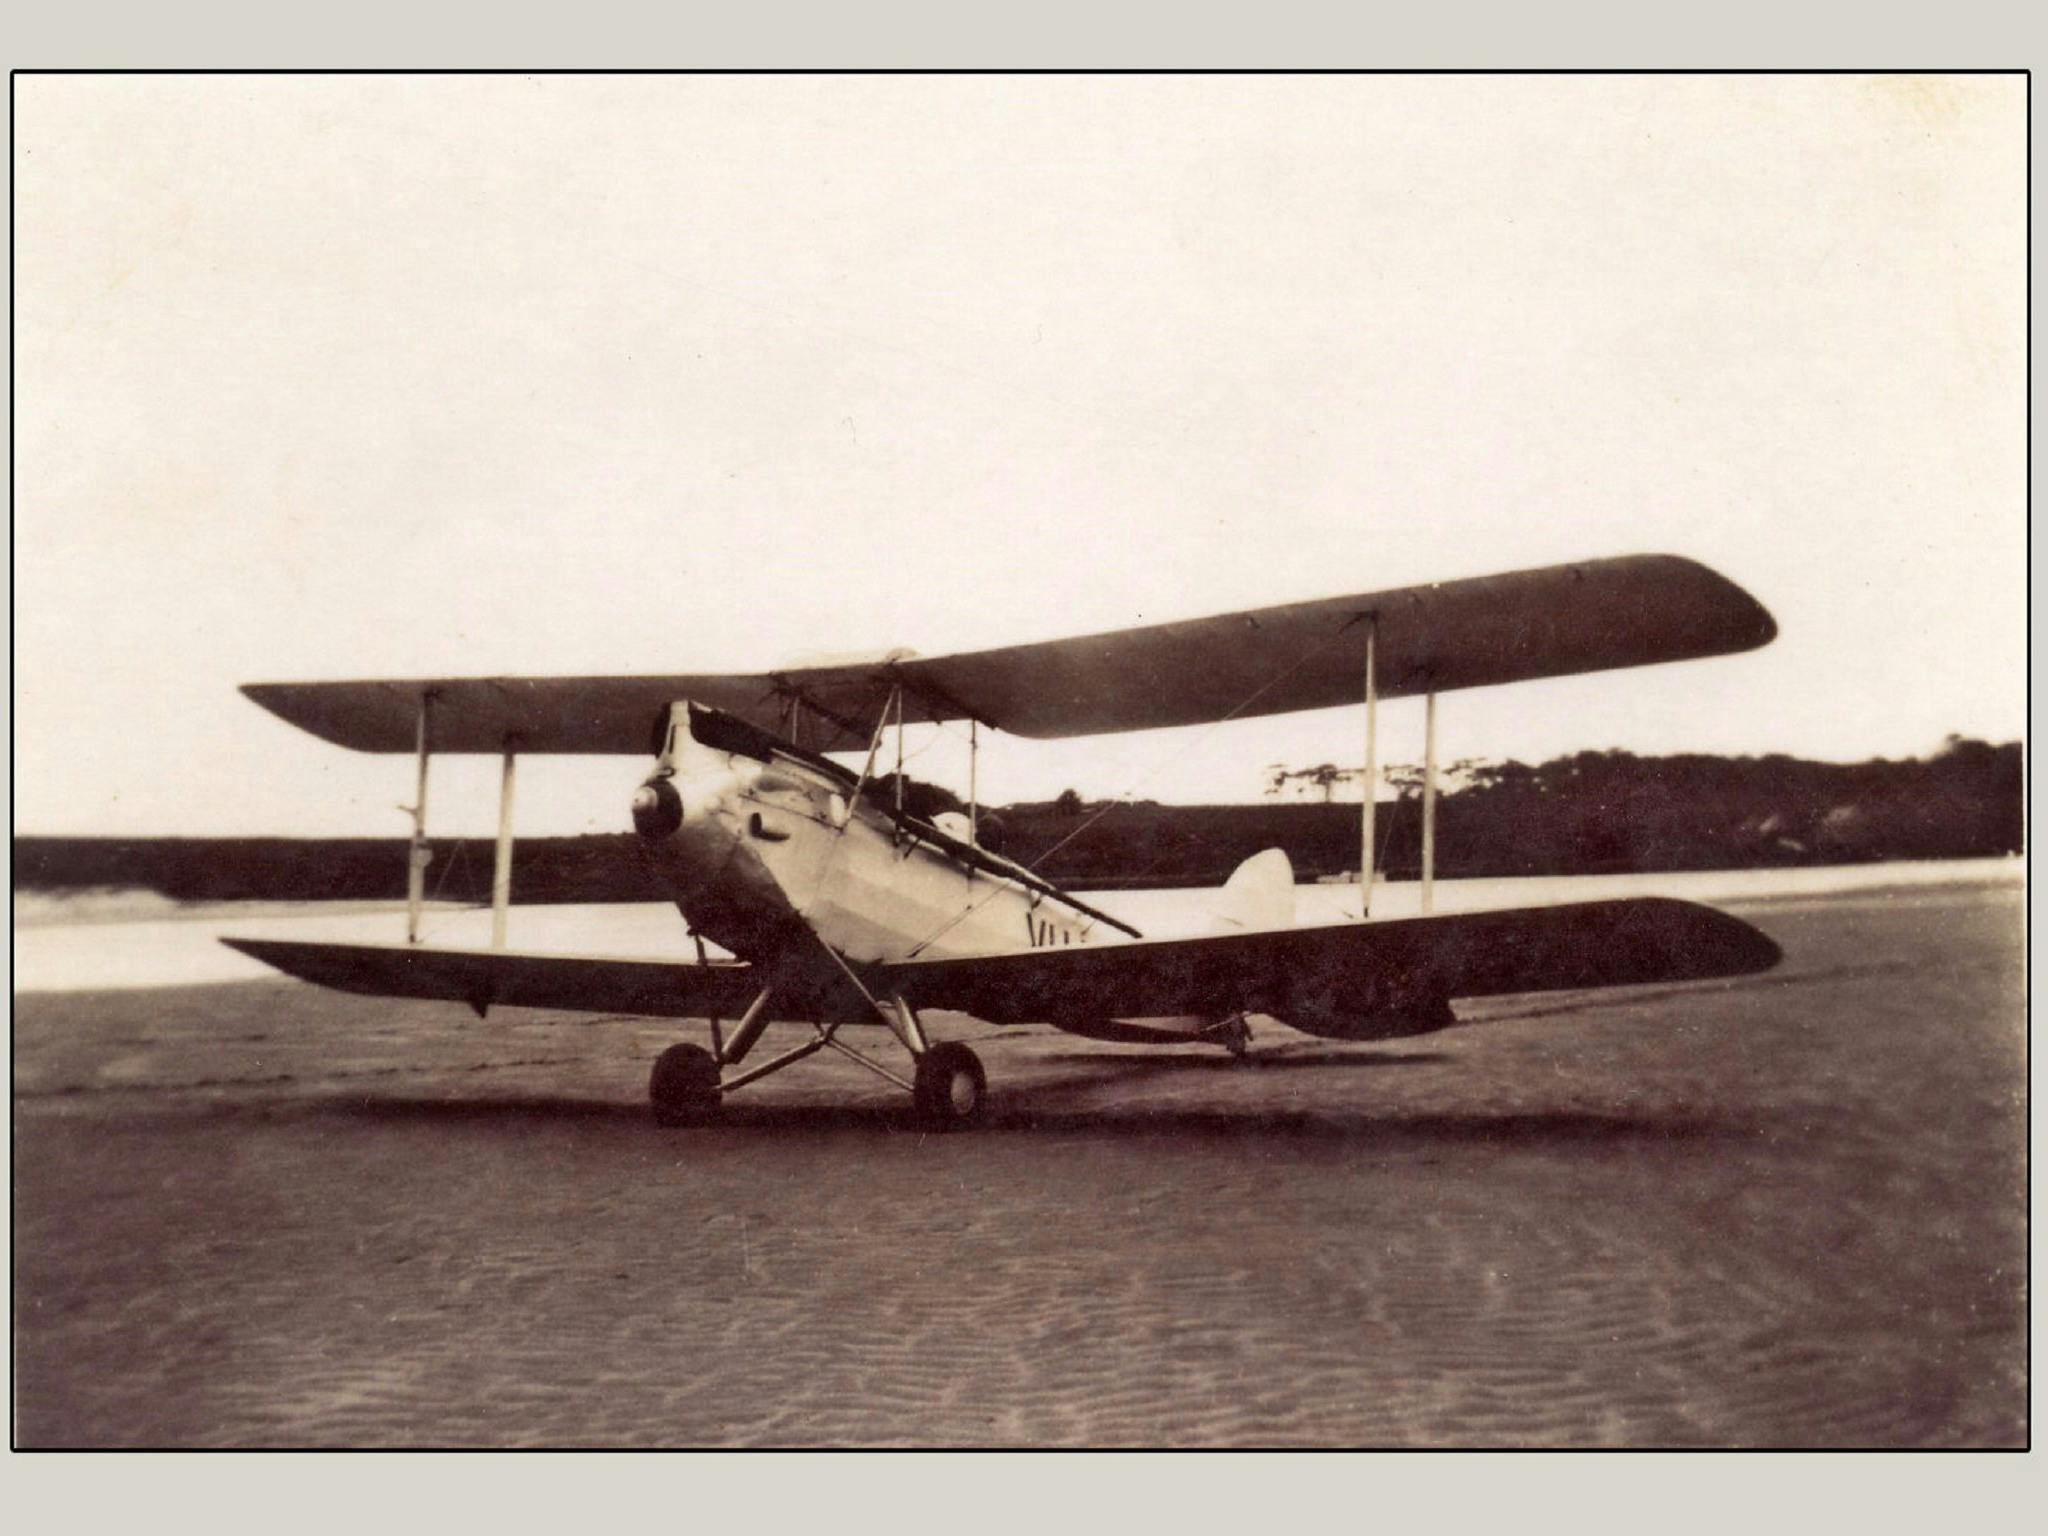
12, 872, 2026, 1446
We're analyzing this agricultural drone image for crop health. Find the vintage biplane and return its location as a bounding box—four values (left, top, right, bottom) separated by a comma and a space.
226, 554, 1781, 1129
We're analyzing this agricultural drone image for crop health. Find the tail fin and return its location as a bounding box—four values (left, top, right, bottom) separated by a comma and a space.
1209, 848, 1296, 933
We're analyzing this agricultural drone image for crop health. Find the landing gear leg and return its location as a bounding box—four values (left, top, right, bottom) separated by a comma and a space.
650, 984, 777, 1126
820, 946, 995, 1131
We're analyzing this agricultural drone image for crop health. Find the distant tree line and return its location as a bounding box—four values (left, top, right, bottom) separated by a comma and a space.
11, 738, 2021, 904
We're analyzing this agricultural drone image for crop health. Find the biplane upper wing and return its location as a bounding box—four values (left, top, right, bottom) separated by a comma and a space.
874, 898, 1782, 1024
240, 554, 1774, 752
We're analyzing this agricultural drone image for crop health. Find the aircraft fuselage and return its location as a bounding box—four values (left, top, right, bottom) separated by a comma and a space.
630, 703, 1124, 970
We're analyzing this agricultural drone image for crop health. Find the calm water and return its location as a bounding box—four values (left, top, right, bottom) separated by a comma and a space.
11, 858, 2019, 994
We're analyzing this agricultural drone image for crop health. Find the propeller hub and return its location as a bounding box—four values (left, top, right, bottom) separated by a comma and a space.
631, 777, 684, 840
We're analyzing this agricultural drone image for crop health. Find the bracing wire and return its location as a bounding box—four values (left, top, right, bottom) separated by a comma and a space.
900, 614, 1366, 957
1019, 615, 1366, 875
412, 837, 475, 943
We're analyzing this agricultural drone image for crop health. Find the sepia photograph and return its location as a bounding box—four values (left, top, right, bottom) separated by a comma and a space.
11, 70, 2027, 1448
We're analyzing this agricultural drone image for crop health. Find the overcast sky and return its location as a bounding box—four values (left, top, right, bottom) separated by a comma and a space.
14, 74, 2026, 838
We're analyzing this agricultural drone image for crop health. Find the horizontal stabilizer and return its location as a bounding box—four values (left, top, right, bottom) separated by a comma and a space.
240, 555, 1773, 752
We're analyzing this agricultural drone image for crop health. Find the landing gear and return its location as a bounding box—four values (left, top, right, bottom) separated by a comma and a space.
648, 982, 991, 1130
912, 1042, 988, 1131
649, 1041, 722, 1126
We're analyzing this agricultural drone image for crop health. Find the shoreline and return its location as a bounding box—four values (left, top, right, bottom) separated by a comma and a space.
11, 856, 2022, 996
11, 852, 2023, 927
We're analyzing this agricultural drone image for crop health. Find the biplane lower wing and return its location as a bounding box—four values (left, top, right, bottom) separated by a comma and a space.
876, 898, 1781, 1027
226, 897, 1778, 1032
220, 937, 785, 1020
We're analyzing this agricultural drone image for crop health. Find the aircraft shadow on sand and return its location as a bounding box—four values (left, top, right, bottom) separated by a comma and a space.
278, 1086, 1751, 1152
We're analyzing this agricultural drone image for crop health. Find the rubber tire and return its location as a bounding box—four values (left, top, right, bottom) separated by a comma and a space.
912, 1042, 988, 1131
649, 1042, 722, 1126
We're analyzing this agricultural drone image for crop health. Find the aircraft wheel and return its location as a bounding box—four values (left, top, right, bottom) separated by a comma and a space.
649, 1042, 722, 1126
912, 1042, 987, 1131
